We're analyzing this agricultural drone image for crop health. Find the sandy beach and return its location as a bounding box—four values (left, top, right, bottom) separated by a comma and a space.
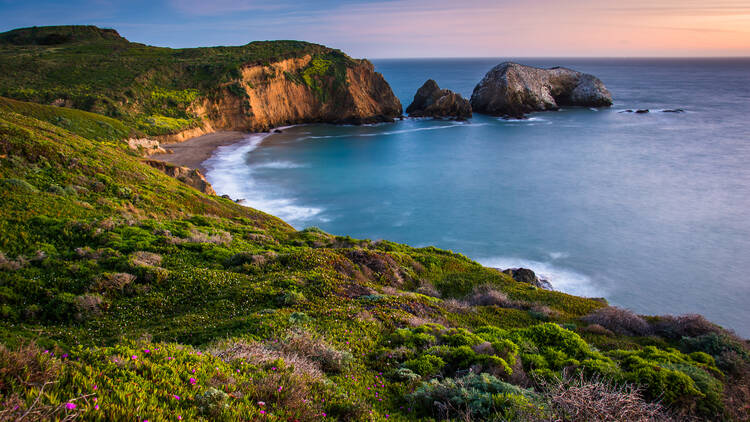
149, 131, 249, 173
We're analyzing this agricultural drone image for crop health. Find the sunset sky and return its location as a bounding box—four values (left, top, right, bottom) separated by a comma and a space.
1, 0, 749, 57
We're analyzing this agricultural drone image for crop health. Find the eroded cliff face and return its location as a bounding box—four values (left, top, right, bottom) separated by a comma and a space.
159, 56, 402, 142
143, 159, 216, 195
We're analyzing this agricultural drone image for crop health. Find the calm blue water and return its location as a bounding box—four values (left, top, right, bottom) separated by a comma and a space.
204, 58, 750, 336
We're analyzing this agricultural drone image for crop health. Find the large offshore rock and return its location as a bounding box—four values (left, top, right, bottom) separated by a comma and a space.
470, 62, 612, 118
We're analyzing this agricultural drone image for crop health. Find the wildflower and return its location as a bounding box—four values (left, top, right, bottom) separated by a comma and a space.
144, 349, 150, 354
178, 417, 182, 420
93, 385, 98, 390
260, 410, 266, 415
173, 395, 180, 400
94, 405, 99, 411
131, 355, 138, 360
65, 403, 76, 410
189, 377, 197, 385
277, 386, 283, 392
257, 401, 265, 406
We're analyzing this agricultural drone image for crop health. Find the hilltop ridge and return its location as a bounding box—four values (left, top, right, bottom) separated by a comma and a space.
0, 25, 402, 139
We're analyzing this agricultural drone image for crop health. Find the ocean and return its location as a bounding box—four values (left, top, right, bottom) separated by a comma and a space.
203, 58, 750, 336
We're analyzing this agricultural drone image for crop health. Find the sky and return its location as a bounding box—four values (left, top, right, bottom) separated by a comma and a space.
1, 0, 749, 58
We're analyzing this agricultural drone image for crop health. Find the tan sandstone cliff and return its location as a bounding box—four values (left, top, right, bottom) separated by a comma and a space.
158, 56, 402, 143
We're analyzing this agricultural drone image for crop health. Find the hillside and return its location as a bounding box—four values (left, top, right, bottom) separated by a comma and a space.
1, 98, 748, 420
0, 25, 402, 139
0, 24, 749, 422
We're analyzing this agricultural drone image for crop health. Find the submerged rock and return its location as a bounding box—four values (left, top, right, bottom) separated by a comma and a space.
470, 62, 612, 118
406, 79, 472, 120
501, 267, 553, 290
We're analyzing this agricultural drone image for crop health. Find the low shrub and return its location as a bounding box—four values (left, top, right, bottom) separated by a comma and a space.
582, 306, 651, 336
0, 342, 61, 393
465, 284, 515, 307
538, 374, 676, 422
403, 354, 445, 376
408, 373, 538, 420
91, 272, 136, 294
654, 314, 724, 339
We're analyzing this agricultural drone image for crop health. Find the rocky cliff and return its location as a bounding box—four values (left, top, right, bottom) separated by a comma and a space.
405, 79, 472, 120
143, 159, 216, 195
0, 26, 402, 141
470, 62, 612, 118
171, 56, 402, 142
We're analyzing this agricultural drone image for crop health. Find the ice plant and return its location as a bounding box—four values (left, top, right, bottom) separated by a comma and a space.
65, 403, 76, 410
189, 377, 197, 385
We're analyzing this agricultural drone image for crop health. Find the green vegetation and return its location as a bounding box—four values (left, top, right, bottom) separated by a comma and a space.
0, 35, 749, 420
0, 25, 360, 135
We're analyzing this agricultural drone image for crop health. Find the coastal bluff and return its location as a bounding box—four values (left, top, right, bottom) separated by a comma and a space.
0, 25, 403, 142
470, 62, 612, 118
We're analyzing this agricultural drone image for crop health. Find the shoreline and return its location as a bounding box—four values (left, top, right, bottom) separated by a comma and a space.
148, 131, 250, 173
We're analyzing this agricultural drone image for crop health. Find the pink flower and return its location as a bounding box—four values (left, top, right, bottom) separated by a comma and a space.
178, 417, 182, 420
260, 410, 266, 415
131, 355, 137, 360
94, 405, 99, 411
277, 386, 282, 392
93, 385, 97, 390
144, 349, 150, 354
65, 403, 76, 410
257, 401, 265, 406
189, 377, 197, 385
173, 395, 180, 400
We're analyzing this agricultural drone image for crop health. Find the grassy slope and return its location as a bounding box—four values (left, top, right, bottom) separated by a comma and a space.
1, 100, 747, 421
0, 25, 356, 136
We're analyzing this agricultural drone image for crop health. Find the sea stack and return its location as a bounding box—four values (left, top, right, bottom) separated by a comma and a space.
470, 62, 612, 118
406, 79, 472, 120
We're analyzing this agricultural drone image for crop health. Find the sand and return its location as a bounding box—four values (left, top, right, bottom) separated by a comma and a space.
148, 131, 249, 173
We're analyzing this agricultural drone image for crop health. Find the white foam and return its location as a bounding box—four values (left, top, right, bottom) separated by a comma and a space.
548, 251, 568, 260
498, 117, 549, 124
203, 134, 322, 225
476, 256, 604, 298
306, 123, 482, 139
253, 161, 307, 169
